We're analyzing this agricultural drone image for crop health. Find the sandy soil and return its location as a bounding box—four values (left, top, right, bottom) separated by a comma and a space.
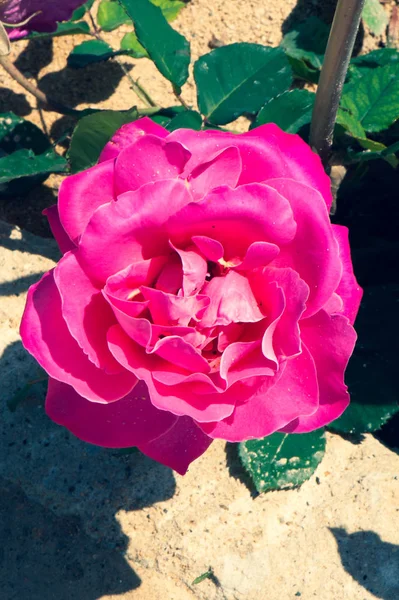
0, 2, 398, 600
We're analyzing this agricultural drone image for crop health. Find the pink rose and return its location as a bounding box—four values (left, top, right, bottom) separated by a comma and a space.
1, 0, 86, 39
20, 118, 362, 474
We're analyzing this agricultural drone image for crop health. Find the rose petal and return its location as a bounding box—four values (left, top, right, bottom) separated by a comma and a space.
199, 345, 319, 441
332, 225, 363, 324
58, 159, 115, 244
138, 417, 213, 475
54, 251, 121, 373
78, 179, 192, 283
114, 135, 191, 195
140, 286, 209, 327
20, 271, 137, 402
168, 125, 333, 210
200, 271, 264, 329
169, 183, 296, 260
266, 178, 341, 317
107, 325, 243, 422
46, 378, 177, 447
186, 146, 242, 199
281, 311, 357, 433
43, 205, 75, 254
99, 117, 168, 162
172, 244, 208, 296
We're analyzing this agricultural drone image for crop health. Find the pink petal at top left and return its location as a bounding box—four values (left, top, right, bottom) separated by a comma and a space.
58, 159, 115, 244
99, 117, 168, 162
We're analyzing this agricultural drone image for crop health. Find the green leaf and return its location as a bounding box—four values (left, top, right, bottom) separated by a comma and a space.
194, 43, 292, 125
68, 108, 138, 173
0, 112, 64, 195
120, 32, 149, 58
362, 0, 389, 36
27, 20, 90, 39
253, 89, 315, 133
341, 62, 399, 132
239, 430, 326, 493
97, 0, 130, 31
71, 0, 95, 21
117, 0, 190, 89
192, 569, 214, 585
336, 109, 366, 138
151, 0, 185, 22
166, 110, 202, 131
67, 39, 117, 69
281, 17, 329, 70
0, 149, 67, 186
286, 56, 320, 84
329, 285, 399, 434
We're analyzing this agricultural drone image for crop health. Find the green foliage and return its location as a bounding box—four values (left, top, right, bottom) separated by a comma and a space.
67, 39, 117, 69
362, 0, 389, 36
97, 0, 130, 31
151, 0, 185, 22
71, 0, 95, 21
340, 62, 399, 133
0, 113, 66, 196
118, 0, 190, 90
239, 430, 326, 493
0, 149, 67, 187
68, 109, 138, 173
120, 32, 149, 58
166, 110, 202, 131
329, 285, 399, 435
98, 0, 185, 30
253, 89, 315, 133
281, 17, 329, 82
194, 44, 292, 125
27, 21, 90, 39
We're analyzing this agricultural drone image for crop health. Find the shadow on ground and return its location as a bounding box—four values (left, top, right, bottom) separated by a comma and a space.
331, 528, 399, 600
0, 339, 177, 600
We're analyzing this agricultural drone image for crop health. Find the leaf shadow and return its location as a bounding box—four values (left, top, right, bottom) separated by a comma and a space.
225, 442, 259, 498
330, 528, 399, 600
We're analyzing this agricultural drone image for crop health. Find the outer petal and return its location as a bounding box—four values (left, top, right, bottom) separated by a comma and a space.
281, 310, 357, 433
54, 252, 121, 373
266, 178, 341, 317
332, 225, 363, 324
20, 271, 137, 403
199, 345, 319, 441
78, 179, 192, 283
46, 378, 177, 448
43, 204, 75, 255
168, 125, 333, 210
58, 159, 115, 243
114, 135, 191, 195
99, 117, 168, 162
138, 417, 213, 475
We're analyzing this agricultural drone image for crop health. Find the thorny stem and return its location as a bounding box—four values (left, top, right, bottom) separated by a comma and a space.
0, 54, 81, 116
309, 0, 366, 168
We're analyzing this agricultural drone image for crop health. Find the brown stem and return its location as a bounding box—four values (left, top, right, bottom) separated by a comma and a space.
0, 54, 80, 116
309, 0, 366, 167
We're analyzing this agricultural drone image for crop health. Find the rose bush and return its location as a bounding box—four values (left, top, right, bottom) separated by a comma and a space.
0, 0, 86, 39
20, 118, 362, 474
